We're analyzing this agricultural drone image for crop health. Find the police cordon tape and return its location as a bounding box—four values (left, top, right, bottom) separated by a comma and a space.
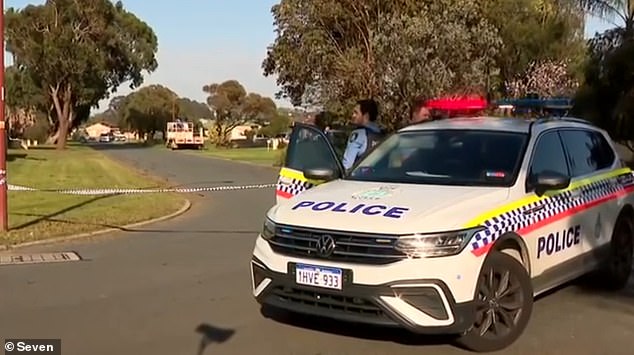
6, 183, 276, 195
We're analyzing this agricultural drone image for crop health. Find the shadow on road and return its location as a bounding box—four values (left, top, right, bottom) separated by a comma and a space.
195, 323, 235, 355
259, 305, 455, 347
569, 270, 634, 300
10, 195, 115, 230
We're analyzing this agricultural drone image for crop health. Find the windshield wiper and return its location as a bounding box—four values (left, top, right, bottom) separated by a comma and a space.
405, 171, 450, 178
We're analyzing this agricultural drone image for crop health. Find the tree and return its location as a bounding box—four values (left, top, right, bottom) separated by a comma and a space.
481, 0, 587, 96
4, 66, 46, 138
108, 96, 128, 115
574, 38, 634, 147
259, 113, 292, 138
581, 1, 633, 37
505, 59, 580, 98
5, 0, 159, 149
202, 80, 277, 146
262, 0, 503, 130
580, 1, 633, 62
572, 1, 634, 150
176, 98, 213, 120
120, 85, 179, 139
85, 95, 128, 127
242, 93, 277, 125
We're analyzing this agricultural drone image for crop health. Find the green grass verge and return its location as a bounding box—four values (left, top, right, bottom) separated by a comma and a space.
1, 146, 187, 246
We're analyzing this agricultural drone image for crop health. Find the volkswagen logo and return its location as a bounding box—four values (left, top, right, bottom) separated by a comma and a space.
315, 235, 336, 257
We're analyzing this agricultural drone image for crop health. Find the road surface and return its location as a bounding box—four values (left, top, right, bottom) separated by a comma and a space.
1, 145, 633, 355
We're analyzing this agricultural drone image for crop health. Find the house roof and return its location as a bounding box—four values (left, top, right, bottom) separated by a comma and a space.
87, 121, 118, 128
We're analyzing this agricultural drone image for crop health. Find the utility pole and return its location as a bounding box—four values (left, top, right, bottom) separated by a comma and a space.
0, 0, 8, 232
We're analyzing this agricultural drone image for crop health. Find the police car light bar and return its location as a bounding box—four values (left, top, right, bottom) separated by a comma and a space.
493, 97, 573, 110
425, 96, 488, 111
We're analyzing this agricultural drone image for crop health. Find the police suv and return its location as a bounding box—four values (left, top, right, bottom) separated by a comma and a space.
251, 116, 634, 352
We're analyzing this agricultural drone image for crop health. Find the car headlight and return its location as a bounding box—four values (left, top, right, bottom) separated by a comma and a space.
261, 218, 276, 240
394, 227, 484, 258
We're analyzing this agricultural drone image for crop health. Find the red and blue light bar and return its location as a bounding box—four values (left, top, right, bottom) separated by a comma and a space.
424, 96, 489, 118
425, 96, 489, 111
422, 96, 574, 117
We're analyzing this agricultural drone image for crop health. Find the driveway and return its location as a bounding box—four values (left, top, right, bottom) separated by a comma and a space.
1, 145, 632, 355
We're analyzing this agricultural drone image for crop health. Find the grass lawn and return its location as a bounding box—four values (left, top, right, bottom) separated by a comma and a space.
194, 146, 284, 166
1, 145, 187, 247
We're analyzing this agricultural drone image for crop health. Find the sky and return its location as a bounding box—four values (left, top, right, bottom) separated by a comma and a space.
3, 0, 620, 113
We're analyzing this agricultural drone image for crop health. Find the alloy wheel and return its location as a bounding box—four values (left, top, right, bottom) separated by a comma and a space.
473, 266, 525, 339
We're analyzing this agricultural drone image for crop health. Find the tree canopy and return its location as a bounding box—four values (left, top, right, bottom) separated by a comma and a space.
572, 1, 634, 149
5, 0, 159, 149
5, 0, 634, 152
202, 80, 278, 146
177, 98, 213, 120
118, 85, 179, 138
262, 0, 588, 129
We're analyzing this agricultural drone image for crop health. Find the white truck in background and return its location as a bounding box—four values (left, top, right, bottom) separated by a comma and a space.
165, 120, 204, 150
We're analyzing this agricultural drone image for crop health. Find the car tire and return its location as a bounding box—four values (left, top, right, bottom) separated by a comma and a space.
600, 213, 634, 290
455, 251, 533, 353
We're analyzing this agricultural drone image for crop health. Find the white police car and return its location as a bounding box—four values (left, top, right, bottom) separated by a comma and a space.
251, 117, 634, 352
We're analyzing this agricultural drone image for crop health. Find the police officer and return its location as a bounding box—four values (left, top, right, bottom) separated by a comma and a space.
408, 96, 432, 126
342, 99, 385, 170
313, 111, 329, 132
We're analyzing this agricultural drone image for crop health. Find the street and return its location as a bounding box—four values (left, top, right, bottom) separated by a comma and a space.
1, 146, 633, 355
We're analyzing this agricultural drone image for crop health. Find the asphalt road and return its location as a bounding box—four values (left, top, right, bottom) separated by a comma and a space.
1, 145, 633, 355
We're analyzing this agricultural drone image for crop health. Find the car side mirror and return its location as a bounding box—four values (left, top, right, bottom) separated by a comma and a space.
532, 171, 570, 197
304, 167, 338, 181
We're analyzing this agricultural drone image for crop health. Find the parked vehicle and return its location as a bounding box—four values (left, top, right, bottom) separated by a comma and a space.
252, 113, 634, 352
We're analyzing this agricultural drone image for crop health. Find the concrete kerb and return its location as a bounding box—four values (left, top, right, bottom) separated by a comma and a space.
0, 198, 192, 252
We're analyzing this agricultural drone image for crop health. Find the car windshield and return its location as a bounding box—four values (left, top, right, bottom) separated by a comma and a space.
346, 129, 528, 187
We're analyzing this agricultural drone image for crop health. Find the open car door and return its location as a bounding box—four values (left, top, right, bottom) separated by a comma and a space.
275, 123, 347, 203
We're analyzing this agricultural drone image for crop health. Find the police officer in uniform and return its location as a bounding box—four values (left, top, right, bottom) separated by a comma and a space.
408, 96, 432, 126
342, 99, 385, 171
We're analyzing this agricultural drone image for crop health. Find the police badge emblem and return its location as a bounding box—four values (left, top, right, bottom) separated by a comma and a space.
351, 186, 398, 200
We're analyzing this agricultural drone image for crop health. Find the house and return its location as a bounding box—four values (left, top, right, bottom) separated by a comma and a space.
85, 122, 117, 138
229, 124, 261, 141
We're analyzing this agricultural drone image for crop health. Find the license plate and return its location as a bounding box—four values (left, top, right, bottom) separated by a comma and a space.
295, 263, 343, 290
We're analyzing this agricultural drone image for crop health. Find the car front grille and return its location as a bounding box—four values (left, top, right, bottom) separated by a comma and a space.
271, 286, 390, 321
267, 225, 408, 264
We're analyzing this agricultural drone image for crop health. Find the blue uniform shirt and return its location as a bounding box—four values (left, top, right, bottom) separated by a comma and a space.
342, 122, 382, 170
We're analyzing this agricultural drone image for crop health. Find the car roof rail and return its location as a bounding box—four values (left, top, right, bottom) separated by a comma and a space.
491, 97, 597, 126
533, 115, 592, 125
492, 98, 574, 116
493, 97, 573, 109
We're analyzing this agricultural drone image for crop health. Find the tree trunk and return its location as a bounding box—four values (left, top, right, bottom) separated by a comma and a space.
45, 128, 60, 145
50, 84, 73, 150
56, 118, 70, 150
214, 122, 224, 146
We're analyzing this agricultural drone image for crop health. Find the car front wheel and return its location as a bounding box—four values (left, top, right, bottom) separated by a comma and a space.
456, 251, 533, 353
600, 213, 634, 290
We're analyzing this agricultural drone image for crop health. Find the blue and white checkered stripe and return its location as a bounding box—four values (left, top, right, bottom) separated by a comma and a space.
276, 176, 313, 197
470, 172, 634, 254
